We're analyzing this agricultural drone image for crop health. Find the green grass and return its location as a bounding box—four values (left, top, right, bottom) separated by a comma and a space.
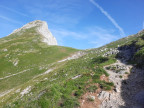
87, 85, 97, 92
92, 56, 109, 64
1, 54, 115, 108
119, 75, 123, 78
0, 27, 78, 93
2, 25, 144, 108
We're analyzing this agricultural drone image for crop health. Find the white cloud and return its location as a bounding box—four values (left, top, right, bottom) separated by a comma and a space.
50, 28, 88, 45
51, 26, 118, 48
87, 27, 118, 48
0, 15, 21, 24
0, 5, 29, 18
90, 0, 125, 37
24, 0, 92, 26
51, 29, 87, 39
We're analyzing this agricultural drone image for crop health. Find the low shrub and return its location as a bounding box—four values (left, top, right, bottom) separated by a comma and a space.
92, 56, 109, 64
93, 67, 109, 77
119, 75, 123, 78
87, 85, 97, 92
106, 66, 111, 70
74, 90, 84, 97
92, 74, 101, 79
62, 97, 80, 108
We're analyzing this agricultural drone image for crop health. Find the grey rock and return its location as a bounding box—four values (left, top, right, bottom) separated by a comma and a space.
98, 91, 110, 100
10, 20, 57, 45
135, 91, 144, 105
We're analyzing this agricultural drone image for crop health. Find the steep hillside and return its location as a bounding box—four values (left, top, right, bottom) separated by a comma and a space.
0, 20, 78, 99
0, 21, 144, 108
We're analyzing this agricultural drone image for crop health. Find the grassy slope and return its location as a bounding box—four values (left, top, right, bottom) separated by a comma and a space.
1, 29, 144, 108
0, 28, 78, 93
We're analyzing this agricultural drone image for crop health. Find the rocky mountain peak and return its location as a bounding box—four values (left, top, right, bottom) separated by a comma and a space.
11, 20, 58, 45
138, 29, 144, 35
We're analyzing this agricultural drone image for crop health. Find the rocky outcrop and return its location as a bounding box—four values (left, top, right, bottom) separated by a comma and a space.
98, 58, 144, 108
37, 21, 57, 45
98, 60, 131, 108
58, 51, 86, 63
10, 20, 57, 45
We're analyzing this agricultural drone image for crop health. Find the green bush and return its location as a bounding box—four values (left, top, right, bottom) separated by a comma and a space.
119, 75, 123, 78
106, 66, 111, 70
105, 82, 114, 86
62, 97, 80, 108
134, 47, 144, 67
92, 56, 109, 64
100, 83, 111, 90
92, 74, 101, 79
74, 90, 84, 97
98, 81, 113, 91
93, 67, 109, 76
87, 85, 97, 92
104, 85, 111, 90
38, 98, 50, 108
136, 38, 144, 47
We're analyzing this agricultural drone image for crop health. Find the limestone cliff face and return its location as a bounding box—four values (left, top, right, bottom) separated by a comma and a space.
37, 21, 57, 45
11, 20, 58, 45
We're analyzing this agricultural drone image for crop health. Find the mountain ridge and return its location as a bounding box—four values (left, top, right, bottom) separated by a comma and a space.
9, 20, 57, 45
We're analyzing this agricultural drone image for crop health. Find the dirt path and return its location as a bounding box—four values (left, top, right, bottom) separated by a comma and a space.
78, 60, 132, 108
98, 60, 132, 108
98, 60, 144, 108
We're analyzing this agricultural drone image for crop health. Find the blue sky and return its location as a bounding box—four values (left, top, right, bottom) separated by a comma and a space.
0, 0, 144, 49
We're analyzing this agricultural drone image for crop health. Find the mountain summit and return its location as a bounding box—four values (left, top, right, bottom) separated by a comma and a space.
11, 20, 57, 45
